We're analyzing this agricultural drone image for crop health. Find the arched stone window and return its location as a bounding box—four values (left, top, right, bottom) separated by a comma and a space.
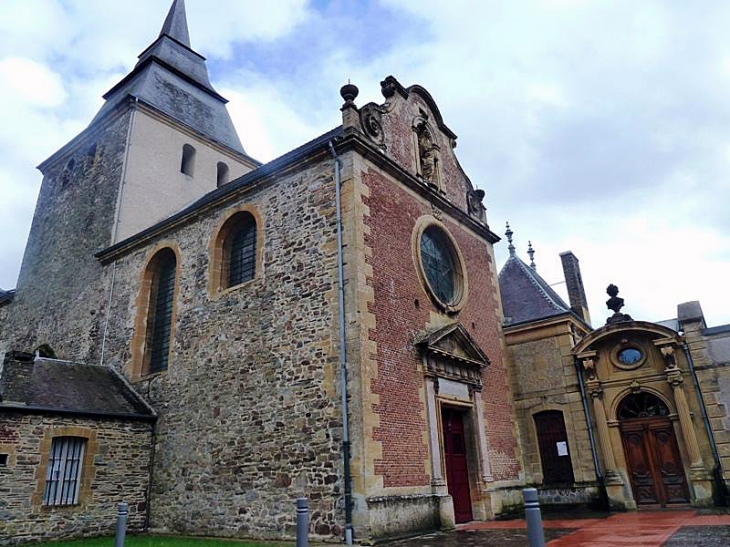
180, 144, 196, 176
209, 211, 260, 296
216, 162, 229, 187
143, 248, 178, 374
534, 410, 575, 485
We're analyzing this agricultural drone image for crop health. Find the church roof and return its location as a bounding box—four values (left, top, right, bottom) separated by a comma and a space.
92, 0, 245, 154
0, 355, 156, 420
498, 243, 571, 326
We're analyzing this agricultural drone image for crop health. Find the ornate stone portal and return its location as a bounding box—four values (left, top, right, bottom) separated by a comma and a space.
416, 323, 494, 524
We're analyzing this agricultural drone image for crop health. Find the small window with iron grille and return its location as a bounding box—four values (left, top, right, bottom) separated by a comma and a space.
43, 437, 86, 506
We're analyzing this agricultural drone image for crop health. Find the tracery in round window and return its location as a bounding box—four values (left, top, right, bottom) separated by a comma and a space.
419, 225, 463, 308
617, 393, 670, 420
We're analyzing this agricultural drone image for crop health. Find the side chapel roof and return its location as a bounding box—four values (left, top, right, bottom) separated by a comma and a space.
498, 226, 570, 326
0, 355, 155, 420
92, 0, 245, 154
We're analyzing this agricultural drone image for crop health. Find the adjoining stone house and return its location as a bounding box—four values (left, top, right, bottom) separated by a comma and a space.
0, 1, 522, 544
0, 352, 155, 545
499, 231, 730, 511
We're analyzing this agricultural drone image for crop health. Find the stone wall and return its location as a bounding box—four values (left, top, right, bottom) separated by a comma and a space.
0, 110, 131, 364
0, 412, 152, 546
99, 157, 345, 539
505, 319, 597, 489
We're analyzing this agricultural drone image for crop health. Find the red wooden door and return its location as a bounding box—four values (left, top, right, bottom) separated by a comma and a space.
620, 418, 689, 506
442, 407, 473, 523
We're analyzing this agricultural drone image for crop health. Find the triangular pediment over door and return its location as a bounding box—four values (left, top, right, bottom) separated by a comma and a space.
416, 323, 490, 389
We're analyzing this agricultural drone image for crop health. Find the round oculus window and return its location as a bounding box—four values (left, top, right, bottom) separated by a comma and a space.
617, 348, 643, 365
419, 226, 463, 308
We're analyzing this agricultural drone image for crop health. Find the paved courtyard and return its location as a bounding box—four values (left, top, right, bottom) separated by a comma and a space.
385, 510, 730, 546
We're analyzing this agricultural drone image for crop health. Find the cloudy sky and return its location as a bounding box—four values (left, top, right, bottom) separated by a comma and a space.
1, 0, 728, 327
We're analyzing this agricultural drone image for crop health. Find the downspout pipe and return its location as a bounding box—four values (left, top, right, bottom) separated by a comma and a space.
329, 141, 353, 544
682, 343, 728, 505
574, 357, 605, 503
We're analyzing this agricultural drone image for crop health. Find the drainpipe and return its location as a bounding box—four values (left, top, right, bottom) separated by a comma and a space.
329, 141, 353, 544
574, 357, 604, 502
100, 98, 138, 367
682, 343, 728, 505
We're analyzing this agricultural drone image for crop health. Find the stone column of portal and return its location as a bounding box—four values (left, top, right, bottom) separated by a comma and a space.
425, 377, 455, 528
473, 389, 494, 484
668, 372, 704, 468
588, 385, 619, 479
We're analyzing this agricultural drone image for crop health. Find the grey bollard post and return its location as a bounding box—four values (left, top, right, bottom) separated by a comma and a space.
115, 501, 128, 547
296, 497, 309, 547
523, 488, 545, 547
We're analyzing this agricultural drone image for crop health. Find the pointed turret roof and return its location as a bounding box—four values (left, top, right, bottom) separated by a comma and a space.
160, 0, 191, 46
92, 0, 245, 154
498, 225, 570, 326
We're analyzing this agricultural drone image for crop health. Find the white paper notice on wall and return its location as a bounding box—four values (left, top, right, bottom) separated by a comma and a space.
556, 441, 568, 456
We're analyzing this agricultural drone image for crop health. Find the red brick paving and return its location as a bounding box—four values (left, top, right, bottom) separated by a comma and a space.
458, 510, 730, 546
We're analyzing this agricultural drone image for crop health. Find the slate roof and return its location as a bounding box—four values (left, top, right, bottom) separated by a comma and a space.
498, 254, 571, 326
91, 0, 245, 154
0, 356, 155, 420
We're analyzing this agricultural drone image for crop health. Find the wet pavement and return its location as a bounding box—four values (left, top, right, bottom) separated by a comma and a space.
385, 510, 730, 546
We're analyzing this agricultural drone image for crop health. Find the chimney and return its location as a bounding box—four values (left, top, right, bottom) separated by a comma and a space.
560, 251, 591, 326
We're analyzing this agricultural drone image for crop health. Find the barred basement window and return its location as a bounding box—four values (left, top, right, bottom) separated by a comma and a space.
223, 213, 257, 288
43, 437, 85, 506
145, 248, 177, 374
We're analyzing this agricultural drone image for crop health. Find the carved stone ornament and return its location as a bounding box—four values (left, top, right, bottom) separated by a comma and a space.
431, 204, 444, 221
380, 78, 397, 98
605, 284, 633, 324
359, 104, 385, 148
589, 386, 604, 399
630, 380, 642, 394
415, 120, 438, 185
667, 371, 684, 388
467, 189, 486, 222
660, 344, 677, 368
582, 357, 597, 380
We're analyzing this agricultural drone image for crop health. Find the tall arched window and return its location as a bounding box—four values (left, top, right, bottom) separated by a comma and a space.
181, 144, 196, 176
216, 162, 229, 187
144, 248, 177, 374
223, 213, 257, 288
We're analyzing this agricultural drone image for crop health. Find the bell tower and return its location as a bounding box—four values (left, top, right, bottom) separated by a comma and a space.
1, 0, 257, 362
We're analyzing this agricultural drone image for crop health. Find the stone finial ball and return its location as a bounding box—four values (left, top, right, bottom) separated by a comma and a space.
340, 83, 359, 103
606, 284, 619, 297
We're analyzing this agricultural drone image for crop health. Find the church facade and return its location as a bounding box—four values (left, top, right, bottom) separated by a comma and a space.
1, 1, 522, 544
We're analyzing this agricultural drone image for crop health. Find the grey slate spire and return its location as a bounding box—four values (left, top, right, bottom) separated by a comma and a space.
91, 0, 246, 154
159, 0, 191, 46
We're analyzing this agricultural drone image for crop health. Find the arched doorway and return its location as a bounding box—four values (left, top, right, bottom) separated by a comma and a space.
618, 392, 689, 506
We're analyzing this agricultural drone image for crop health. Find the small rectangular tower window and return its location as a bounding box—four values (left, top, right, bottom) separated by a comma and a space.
0, 454, 8, 466
217, 162, 230, 187
181, 144, 196, 176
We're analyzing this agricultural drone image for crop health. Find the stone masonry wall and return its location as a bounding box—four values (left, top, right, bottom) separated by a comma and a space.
0, 412, 152, 546
362, 168, 520, 489
100, 158, 344, 539
0, 111, 131, 364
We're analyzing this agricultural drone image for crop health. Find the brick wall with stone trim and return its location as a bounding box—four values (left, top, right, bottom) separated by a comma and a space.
0, 413, 152, 546
98, 158, 345, 539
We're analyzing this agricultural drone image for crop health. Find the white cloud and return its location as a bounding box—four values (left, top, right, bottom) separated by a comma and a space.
0, 0, 728, 330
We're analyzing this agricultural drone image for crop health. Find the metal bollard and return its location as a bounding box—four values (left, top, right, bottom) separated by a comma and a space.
296, 497, 309, 547
523, 488, 545, 547
115, 501, 128, 547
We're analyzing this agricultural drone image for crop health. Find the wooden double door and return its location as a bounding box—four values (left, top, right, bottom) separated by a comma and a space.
620, 417, 689, 506
442, 407, 473, 523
